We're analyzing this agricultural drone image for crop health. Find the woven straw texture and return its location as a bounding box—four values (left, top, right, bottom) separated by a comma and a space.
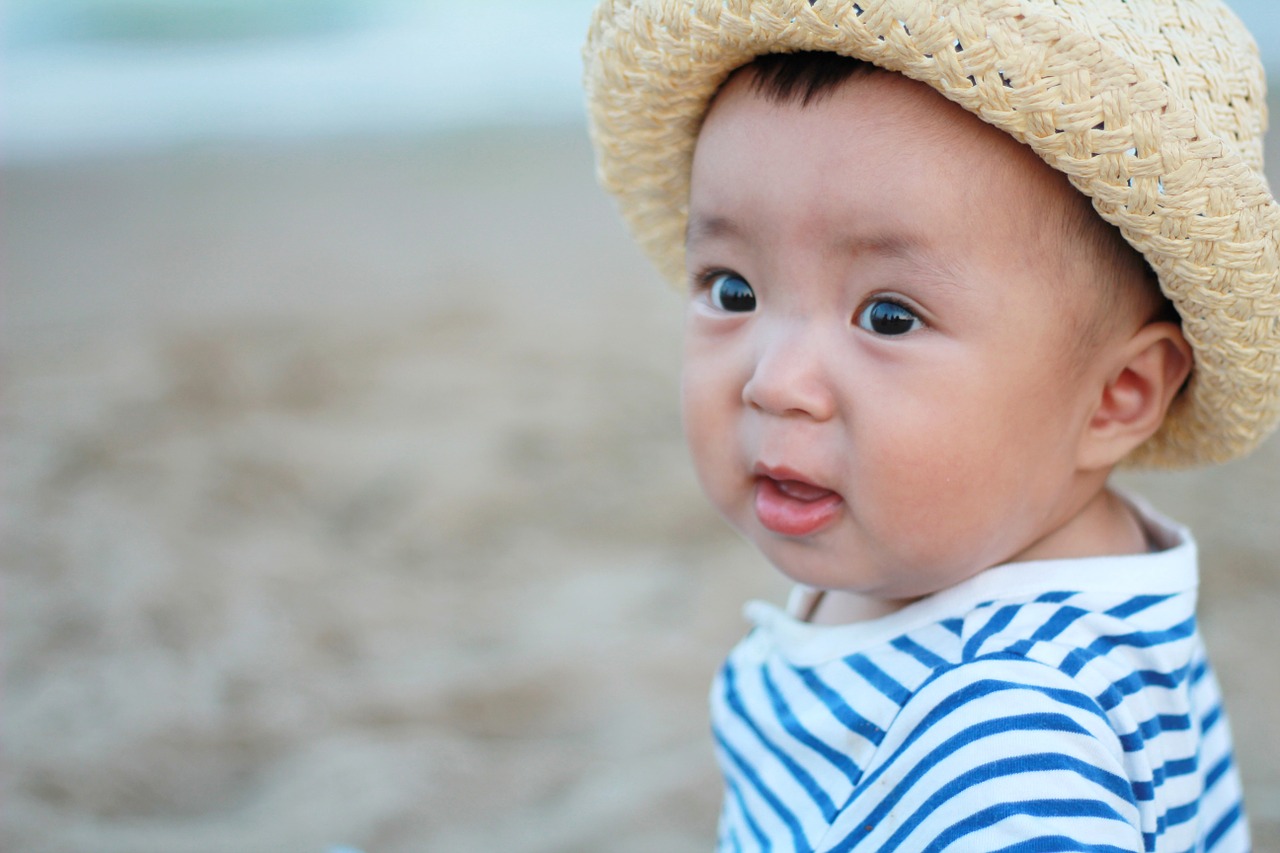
584, 0, 1280, 468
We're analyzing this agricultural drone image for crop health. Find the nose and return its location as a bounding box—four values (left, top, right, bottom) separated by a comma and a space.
742, 324, 838, 420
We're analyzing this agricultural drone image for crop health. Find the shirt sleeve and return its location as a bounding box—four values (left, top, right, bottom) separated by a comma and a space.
813, 657, 1147, 853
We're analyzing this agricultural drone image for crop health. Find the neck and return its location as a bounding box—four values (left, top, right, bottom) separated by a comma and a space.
1011, 485, 1150, 565
804, 590, 917, 626
805, 485, 1150, 627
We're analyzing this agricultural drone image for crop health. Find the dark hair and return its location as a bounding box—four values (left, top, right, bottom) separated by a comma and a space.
744, 51, 879, 105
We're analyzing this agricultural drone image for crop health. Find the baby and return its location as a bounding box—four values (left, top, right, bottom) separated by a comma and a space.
584, 1, 1280, 850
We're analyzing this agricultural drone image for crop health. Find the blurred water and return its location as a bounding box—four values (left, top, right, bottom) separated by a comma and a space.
1, 0, 599, 162
2, 0, 1277, 163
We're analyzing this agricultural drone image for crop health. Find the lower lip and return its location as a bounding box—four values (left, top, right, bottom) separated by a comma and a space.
754, 478, 843, 537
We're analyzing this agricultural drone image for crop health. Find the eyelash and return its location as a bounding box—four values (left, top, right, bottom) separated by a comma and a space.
692, 267, 732, 292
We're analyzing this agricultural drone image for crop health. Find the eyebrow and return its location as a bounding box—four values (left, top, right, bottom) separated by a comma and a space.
686, 214, 967, 287
850, 234, 970, 291
685, 214, 746, 248
846, 233, 954, 271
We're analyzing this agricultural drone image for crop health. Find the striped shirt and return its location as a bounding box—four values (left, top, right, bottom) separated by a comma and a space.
712, 504, 1249, 851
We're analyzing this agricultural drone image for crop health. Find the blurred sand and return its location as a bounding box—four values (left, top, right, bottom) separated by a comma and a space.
2, 124, 1277, 851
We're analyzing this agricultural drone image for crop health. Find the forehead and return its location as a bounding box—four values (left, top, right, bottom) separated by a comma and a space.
688, 68, 1080, 277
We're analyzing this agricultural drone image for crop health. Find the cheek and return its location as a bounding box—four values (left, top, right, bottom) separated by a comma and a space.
680, 318, 750, 437
847, 432, 1012, 591
681, 320, 775, 535
846, 381, 1016, 530
679, 370, 715, 460
680, 348, 740, 495
680, 336, 719, 433
849, 367, 1078, 566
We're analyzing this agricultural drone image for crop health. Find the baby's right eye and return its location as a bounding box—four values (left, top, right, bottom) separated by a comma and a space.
708, 273, 756, 312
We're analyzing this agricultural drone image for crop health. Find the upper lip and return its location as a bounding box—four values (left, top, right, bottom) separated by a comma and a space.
752, 462, 826, 489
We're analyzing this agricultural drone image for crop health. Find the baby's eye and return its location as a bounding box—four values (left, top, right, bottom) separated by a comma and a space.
856, 299, 923, 336
708, 273, 756, 312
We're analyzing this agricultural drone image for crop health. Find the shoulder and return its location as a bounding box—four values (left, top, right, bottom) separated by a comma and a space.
814, 655, 1145, 852
877, 653, 1124, 766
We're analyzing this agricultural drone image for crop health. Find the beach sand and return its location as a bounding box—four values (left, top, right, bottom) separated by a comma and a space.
3, 123, 1277, 851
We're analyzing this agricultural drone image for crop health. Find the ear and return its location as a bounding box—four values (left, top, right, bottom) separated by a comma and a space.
1077, 321, 1193, 470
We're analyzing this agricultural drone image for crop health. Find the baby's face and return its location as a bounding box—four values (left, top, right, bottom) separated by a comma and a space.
682, 70, 1111, 599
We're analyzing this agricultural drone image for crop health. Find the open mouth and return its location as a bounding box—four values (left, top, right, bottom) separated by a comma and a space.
753, 473, 843, 537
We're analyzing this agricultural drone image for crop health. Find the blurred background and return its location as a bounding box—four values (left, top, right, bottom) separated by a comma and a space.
2, 1, 1277, 850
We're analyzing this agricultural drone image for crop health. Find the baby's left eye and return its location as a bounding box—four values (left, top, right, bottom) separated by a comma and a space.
856, 299, 923, 336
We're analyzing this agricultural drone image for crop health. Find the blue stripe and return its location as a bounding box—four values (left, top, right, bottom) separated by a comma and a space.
715, 730, 809, 852
1190, 657, 1208, 685
1163, 798, 1199, 829
1058, 647, 1094, 678
898, 670, 1111, 748
1205, 802, 1243, 850
890, 635, 948, 670
1116, 729, 1145, 753
1114, 711, 1192, 754
723, 775, 769, 851
941, 618, 964, 636
1127, 752, 1199, 803
1084, 616, 1196, 657
847, 654, 911, 705
722, 664, 840, 822
1126, 747, 1192, 799
1094, 683, 1127, 718
1096, 665, 1189, 710
1146, 754, 1196, 792
1159, 755, 1198, 781
1059, 617, 1196, 678
1004, 638, 1036, 658
1029, 605, 1089, 642
1153, 804, 1167, 840
1105, 594, 1174, 619
1204, 753, 1232, 793
1200, 703, 1222, 735
962, 604, 1021, 660
921, 799, 1135, 853
873, 754, 1137, 853
1148, 713, 1192, 735
1035, 591, 1076, 604
992, 838, 1133, 853
795, 668, 885, 745
761, 666, 864, 786
826, 711, 1114, 853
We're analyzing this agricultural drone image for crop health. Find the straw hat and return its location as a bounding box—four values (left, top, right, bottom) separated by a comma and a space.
583, 0, 1280, 468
